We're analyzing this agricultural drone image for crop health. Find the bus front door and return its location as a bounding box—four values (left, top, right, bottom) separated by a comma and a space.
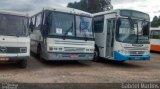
106, 19, 115, 58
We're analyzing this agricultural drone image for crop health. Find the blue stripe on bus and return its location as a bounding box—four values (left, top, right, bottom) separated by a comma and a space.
114, 52, 150, 61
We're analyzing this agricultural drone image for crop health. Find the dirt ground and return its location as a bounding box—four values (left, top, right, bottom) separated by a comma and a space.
0, 53, 159, 83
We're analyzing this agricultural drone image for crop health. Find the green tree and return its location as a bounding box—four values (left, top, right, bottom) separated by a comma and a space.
151, 16, 160, 27
67, 0, 113, 13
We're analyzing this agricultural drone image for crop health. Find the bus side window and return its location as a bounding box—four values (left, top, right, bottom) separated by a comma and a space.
94, 16, 104, 33
111, 20, 115, 47
107, 20, 111, 35
150, 31, 153, 38
151, 30, 160, 39
35, 14, 42, 30
116, 18, 121, 38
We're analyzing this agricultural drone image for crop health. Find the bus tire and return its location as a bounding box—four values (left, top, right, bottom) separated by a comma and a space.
37, 45, 45, 62
93, 46, 100, 62
18, 60, 27, 68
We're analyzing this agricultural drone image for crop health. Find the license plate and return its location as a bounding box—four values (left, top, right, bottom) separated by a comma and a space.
70, 54, 79, 58
135, 57, 141, 60
0, 58, 9, 61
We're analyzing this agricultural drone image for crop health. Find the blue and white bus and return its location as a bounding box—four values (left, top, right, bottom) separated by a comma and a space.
93, 9, 150, 62
30, 7, 94, 61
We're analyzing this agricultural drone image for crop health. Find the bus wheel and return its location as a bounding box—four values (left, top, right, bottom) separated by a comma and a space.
37, 45, 44, 62
93, 47, 99, 62
18, 60, 27, 68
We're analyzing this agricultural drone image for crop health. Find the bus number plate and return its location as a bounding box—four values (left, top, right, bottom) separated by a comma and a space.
70, 54, 79, 58
0, 58, 9, 61
135, 57, 141, 60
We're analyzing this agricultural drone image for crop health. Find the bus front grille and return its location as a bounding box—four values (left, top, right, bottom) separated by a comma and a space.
129, 51, 145, 55
64, 47, 85, 52
0, 47, 27, 53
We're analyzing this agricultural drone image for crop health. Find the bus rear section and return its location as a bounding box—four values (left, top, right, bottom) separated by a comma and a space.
93, 9, 151, 62
30, 7, 95, 61
150, 28, 160, 52
0, 11, 30, 68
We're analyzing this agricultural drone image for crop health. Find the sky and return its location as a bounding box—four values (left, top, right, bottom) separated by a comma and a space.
0, 0, 159, 20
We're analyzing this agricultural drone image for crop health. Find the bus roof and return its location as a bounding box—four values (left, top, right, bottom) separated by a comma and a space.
93, 9, 118, 16
93, 9, 149, 17
0, 10, 28, 17
33, 6, 92, 17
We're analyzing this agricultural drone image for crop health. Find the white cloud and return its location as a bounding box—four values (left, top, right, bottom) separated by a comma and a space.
0, 0, 79, 15
112, 0, 160, 20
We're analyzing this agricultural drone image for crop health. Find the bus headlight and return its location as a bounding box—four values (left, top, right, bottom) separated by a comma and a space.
86, 49, 90, 51
48, 46, 63, 52
90, 49, 94, 52
144, 51, 150, 55
49, 47, 54, 51
119, 50, 129, 55
86, 48, 94, 52
125, 50, 130, 55
20, 47, 27, 53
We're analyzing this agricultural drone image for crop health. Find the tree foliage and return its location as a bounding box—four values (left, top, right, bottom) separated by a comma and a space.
151, 16, 160, 27
67, 0, 113, 13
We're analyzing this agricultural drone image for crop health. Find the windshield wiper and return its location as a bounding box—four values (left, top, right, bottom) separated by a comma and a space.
63, 22, 73, 40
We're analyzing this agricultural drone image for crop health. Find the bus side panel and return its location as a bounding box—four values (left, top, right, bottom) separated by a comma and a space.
150, 39, 160, 52
104, 13, 116, 59
95, 28, 106, 58
30, 30, 43, 54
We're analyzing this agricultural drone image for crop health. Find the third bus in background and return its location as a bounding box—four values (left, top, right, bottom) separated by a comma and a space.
93, 9, 150, 62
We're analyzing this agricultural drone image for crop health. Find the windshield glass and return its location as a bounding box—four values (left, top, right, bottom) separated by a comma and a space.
116, 18, 150, 44
0, 14, 28, 36
76, 16, 93, 38
49, 12, 75, 36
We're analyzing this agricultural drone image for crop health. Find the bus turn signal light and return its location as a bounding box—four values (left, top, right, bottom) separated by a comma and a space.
49, 47, 53, 51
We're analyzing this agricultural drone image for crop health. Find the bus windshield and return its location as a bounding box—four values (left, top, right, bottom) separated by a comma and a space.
48, 12, 93, 38
0, 14, 28, 36
49, 12, 75, 37
116, 18, 150, 44
76, 16, 93, 38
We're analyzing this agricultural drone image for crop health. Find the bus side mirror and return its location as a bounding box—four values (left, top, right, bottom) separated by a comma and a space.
43, 24, 48, 36
117, 19, 121, 27
142, 23, 150, 36
29, 22, 34, 33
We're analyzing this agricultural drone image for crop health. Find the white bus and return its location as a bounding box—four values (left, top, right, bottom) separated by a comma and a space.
30, 7, 94, 61
150, 28, 160, 52
93, 9, 150, 62
0, 10, 30, 68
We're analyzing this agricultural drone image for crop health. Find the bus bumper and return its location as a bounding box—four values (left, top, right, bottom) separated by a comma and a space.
43, 52, 94, 61
0, 56, 29, 62
114, 52, 150, 61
